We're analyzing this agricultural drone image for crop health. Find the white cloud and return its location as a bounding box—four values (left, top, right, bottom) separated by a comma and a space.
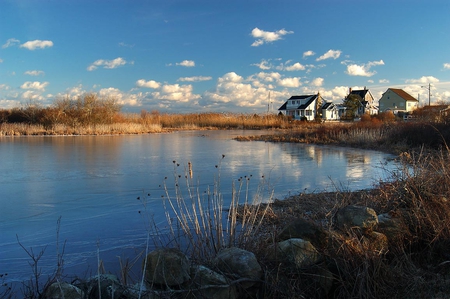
252, 59, 272, 70
87, 57, 127, 71
316, 49, 342, 61
2, 38, 20, 49
20, 81, 49, 91
99, 87, 141, 106
0, 58, 3, 63
24, 70, 45, 76
0, 84, 10, 90
254, 72, 281, 82
156, 84, 200, 102
379, 79, 390, 84
202, 72, 274, 108
136, 79, 161, 89
285, 62, 306, 71
176, 60, 195, 67
444, 63, 450, 70
303, 50, 315, 58
345, 60, 385, 77
251, 27, 293, 47
20, 40, 53, 50
311, 77, 324, 87
405, 76, 440, 84
278, 77, 301, 88
178, 76, 212, 82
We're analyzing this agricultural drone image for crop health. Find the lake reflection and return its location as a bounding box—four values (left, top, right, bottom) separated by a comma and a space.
0, 130, 398, 283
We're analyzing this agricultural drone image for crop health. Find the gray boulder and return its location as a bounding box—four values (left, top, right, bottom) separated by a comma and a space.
213, 247, 262, 289
335, 205, 378, 232
278, 218, 329, 249
270, 238, 322, 269
143, 248, 190, 287
44, 282, 84, 299
189, 265, 237, 299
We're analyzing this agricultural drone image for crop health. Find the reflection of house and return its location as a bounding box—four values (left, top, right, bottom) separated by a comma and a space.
378, 88, 418, 114
322, 102, 346, 121
278, 93, 323, 121
348, 87, 378, 115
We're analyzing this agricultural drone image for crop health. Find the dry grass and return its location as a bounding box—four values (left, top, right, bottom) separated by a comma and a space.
242, 147, 450, 298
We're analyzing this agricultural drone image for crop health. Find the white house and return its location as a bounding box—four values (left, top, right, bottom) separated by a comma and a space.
278, 94, 323, 121
321, 102, 345, 121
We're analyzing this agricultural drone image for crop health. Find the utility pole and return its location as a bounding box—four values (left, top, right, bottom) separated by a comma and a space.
421, 83, 431, 106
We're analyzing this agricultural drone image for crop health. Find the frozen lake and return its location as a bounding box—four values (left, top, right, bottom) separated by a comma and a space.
0, 130, 399, 284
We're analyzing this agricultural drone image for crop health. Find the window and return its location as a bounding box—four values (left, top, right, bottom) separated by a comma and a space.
305, 110, 311, 116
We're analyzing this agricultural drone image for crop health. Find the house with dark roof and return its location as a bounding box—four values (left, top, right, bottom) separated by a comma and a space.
378, 88, 419, 114
348, 87, 378, 115
278, 93, 323, 121
322, 102, 345, 121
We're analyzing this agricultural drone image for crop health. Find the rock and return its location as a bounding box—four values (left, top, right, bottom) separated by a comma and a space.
377, 211, 410, 244
44, 282, 84, 299
189, 265, 237, 299
213, 247, 262, 289
362, 231, 389, 254
143, 248, 191, 287
270, 238, 322, 269
278, 218, 329, 249
335, 205, 378, 232
85, 274, 126, 299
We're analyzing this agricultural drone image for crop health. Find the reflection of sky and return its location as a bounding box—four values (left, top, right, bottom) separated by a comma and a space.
0, 131, 400, 283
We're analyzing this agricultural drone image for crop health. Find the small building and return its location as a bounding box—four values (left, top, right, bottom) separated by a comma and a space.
378, 88, 419, 114
348, 87, 378, 115
278, 93, 323, 121
322, 102, 345, 121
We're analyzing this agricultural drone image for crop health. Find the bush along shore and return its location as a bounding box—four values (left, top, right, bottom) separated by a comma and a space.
3, 116, 450, 298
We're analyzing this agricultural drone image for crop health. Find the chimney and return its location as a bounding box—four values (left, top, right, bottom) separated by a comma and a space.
349, 87, 352, 94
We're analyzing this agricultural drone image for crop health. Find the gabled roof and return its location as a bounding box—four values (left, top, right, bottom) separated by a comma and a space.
298, 95, 316, 109
389, 88, 418, 102
278, 102, 287, 111
350, 89, 369, 100
278, 94, 317, 111
322, 102, 335, 110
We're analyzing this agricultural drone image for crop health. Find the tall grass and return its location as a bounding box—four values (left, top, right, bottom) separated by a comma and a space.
144, 157, 274, 265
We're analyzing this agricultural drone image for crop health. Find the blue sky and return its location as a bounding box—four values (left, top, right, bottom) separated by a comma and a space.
1, 0, 450, 113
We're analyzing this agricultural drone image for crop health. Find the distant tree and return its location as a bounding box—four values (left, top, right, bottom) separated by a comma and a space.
343, 94, 361, 118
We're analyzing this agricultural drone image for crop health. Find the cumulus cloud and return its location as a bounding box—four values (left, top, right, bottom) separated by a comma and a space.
176, 60, 195, 67
251, 27, 293, 47
379, 79, 390, 84
345, 60, 385, 77
285, 62, 306, 71
20, 40, 53, 50
155, 84, 200, 102
303, 50, 315, 58
20, 81, 49, 91
278, 77, 302, 88
178, 76, 212, 82
136, 79, 161, 89
444, 63, 450, 70
202, 72, 274, 108
405, 76, 439, 84
316, 49, 342, 61
99, 87, 141, 106
311, 77, 324, 87
24, 70, 45, 76
2, 38, 20, 49
87, 57, 128, 71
